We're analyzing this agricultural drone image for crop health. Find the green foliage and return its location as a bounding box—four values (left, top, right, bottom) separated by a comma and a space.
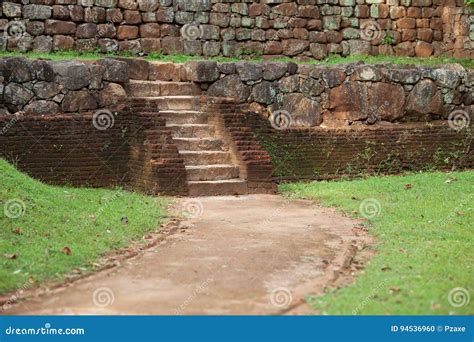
382, 32, 396, 45
280, 171, 474, 314
0, 51, 472, 69
0, 159, 168, 294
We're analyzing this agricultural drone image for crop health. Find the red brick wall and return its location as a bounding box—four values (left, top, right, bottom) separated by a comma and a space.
0, 112, 133, 187
246, 112, 474, 180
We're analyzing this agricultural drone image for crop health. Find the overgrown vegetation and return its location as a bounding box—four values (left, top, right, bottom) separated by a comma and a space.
0, 159, 168, 294
0, 50, 472, 69
280, 171, 473, 314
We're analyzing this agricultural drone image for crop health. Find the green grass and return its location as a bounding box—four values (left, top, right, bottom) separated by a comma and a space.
0, 159, 168, 295
279, 171, 474, 315
0, 50, 472, 69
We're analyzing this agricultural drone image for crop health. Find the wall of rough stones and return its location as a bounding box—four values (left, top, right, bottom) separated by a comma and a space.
1, 0, 472, 58
187, 60, 473, 127
0, 56, 128, 115
1, 56, 473, 124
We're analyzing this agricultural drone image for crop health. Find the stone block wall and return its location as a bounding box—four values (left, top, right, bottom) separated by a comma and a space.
1, 0, 472, 59
120, 59, 473, 128
0, 56, 128, 115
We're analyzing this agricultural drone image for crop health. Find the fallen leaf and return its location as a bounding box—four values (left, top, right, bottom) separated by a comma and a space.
61, 246, 72, 255
12, 227, 23, 235
404, 184, 412, 190
3, 253, 18, 259
389, 287, 401, 294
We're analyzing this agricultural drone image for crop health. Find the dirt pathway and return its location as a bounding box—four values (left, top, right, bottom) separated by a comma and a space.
6, 195, 371, 315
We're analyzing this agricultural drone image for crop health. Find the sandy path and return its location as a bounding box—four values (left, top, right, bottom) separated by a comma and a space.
6, 195, 370, 315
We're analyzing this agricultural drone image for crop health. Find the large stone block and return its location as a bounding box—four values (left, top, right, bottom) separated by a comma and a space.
236, 62, 263, 82
282, 39, 309, 56
277, 93, 322, 127
329, 81, 369, 121
101, 58, 129, 83
24, 100, 59, 115
23, 5, 52, 20
406, 79, 443, 116
252, 81, 277, 105
184, 61, 219, 82
207, 74, 251, 102
52, 61, 91, 90
178, 0, 211, 12
61, 90, 98, 112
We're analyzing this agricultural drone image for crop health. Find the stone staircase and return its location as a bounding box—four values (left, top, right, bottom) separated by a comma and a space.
126, 80, 248, 196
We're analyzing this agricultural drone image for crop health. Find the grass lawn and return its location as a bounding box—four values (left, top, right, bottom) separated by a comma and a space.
280, 171, 473, 315
0, 51, 472, 69
0, 159, 168, 295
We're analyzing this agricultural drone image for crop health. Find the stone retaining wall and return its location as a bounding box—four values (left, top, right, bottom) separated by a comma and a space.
1, 0, 472, 59
0, 56, 128, 115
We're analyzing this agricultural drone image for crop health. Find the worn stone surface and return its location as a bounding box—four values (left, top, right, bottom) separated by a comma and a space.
406, 79, 444, 116
24, 100, 60, 115
98, 83, 126, 107
369, 83, 406, 121
101, 59, 128, 83
252, 81, 277, 105
329, 82, 369, 121
0, 1, 470, 59
277, 93, 322, 127
185, 61, 219, 82
53, 61, 91, 90
61, 90, 98, 112
208, 74, 251, 102
236, 62, 263, 82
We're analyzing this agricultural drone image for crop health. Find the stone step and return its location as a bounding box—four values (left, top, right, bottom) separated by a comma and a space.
131, 96, 201, 111
125, 81, 201, 97
180, 151, 232, 165
188, 179, 248, 196
160, 110, 207, 125
186, 164, 240, 181
174, 137, 225, 151
167, 124, 215, 138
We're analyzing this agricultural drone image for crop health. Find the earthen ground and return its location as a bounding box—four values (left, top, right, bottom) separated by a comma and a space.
6, 195, 372, 315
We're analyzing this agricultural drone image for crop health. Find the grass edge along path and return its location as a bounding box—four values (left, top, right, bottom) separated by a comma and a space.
279, 171, 473, 315
0, 159, 168, 295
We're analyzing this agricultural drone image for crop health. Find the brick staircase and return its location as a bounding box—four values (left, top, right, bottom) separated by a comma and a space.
126, 80, 249, 196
